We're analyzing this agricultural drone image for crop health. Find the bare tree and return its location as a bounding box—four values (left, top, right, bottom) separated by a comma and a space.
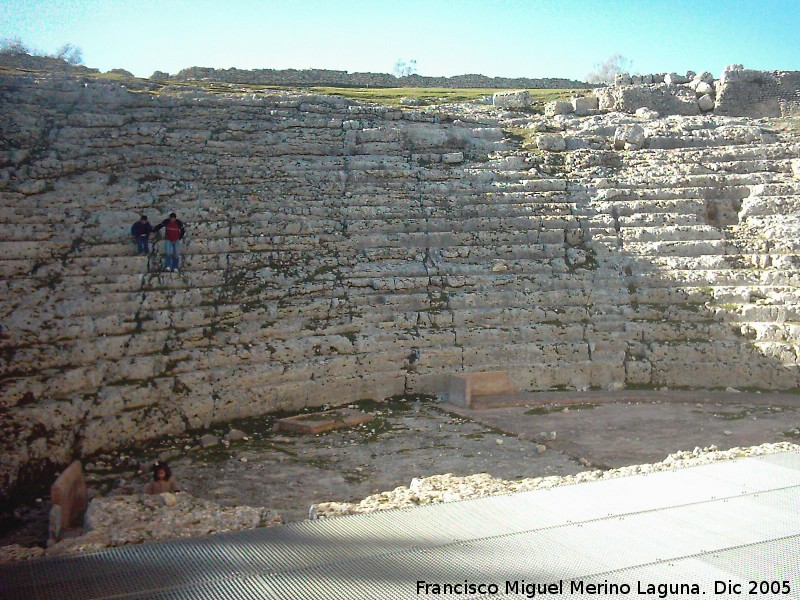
0, 36, 32, 55
1, 37, 84, 66
54, 43, 84, 65
586, 54, 632, 84
393, 59, 417, 78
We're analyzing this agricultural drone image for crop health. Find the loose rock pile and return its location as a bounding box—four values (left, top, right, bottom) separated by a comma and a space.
0, 492, 281, 561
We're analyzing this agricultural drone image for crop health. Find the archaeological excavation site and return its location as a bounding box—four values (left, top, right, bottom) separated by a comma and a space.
1, 54, 800, 572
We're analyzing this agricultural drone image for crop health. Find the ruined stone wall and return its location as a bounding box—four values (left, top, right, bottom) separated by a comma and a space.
715, 67, 800, 117
1, 72, 799, 505
595, 84, 702, 116
604, 67, 800, 118
170, 67, 588, 89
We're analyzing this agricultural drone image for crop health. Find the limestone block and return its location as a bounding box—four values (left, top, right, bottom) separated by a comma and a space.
442, 152, 464, 164
698, 94, 715, 112
664, 73, 689, 85
545, 101, 573, 116
695, 81, 714, 96
356, 128, 397, 143
401, 124, 448, 149
492, 90, 532, 109
572, 96, 599, 115
536, 134, 566, 152
613, 124, 647, 150
447, 371, 514, 407
624, 360, 652, 385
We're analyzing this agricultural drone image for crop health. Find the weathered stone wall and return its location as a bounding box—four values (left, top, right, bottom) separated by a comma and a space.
171, 67, 588, 89
715, 66, 800, 117
595, 84, 702, 116
605, 67, 800, 118
1, 71, 799, 506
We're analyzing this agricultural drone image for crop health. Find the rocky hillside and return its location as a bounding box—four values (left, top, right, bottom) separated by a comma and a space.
1, 69, 799, 504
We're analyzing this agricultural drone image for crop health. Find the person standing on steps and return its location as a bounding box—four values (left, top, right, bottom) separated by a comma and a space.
131, 215, 153, 255
153, 212, 186, 272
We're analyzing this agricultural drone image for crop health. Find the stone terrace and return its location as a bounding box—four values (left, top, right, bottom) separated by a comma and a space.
0, 71, 799, 503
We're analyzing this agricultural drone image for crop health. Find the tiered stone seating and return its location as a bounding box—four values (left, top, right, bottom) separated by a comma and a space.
583, 142, 800, 390
1, 71, 798, 503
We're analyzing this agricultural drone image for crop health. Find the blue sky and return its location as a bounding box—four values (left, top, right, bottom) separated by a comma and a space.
2, 0, 799, 81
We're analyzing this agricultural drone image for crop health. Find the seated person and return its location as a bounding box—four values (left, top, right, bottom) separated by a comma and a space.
144, 461, 179, 494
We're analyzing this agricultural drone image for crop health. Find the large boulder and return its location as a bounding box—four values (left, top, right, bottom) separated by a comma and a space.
695, 81, 715, 96
698, 94, 715, 112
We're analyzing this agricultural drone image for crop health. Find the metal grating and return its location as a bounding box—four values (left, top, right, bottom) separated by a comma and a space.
1, 451, 799, 599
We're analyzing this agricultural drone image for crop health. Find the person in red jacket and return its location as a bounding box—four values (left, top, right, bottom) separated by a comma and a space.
153, 212, 186, 272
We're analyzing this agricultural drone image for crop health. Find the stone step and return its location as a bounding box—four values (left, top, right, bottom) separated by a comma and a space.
10, 319, 799, 381
619, 225, 724, 242
593, 190, 751, 209
620, 239, 728, 256
634, 254, 800, 270
631, 269, 800, 287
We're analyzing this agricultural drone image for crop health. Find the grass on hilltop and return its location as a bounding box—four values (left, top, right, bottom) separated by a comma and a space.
307, 86, 589, 110
0, 65, 590, 111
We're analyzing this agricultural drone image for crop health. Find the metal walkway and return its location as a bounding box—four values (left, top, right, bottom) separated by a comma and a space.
2, 451, 799, 599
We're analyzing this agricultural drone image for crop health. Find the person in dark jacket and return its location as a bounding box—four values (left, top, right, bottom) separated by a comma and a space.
153, 212, 186, 272
131, 215, 153, 255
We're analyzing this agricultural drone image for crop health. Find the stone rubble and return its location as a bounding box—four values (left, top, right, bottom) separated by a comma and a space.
310, 442, 800, 518
0, 492, 281, 561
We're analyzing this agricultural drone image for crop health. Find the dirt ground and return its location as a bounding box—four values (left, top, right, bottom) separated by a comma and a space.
448, 390, 800, 469
2, 391, 799, 548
